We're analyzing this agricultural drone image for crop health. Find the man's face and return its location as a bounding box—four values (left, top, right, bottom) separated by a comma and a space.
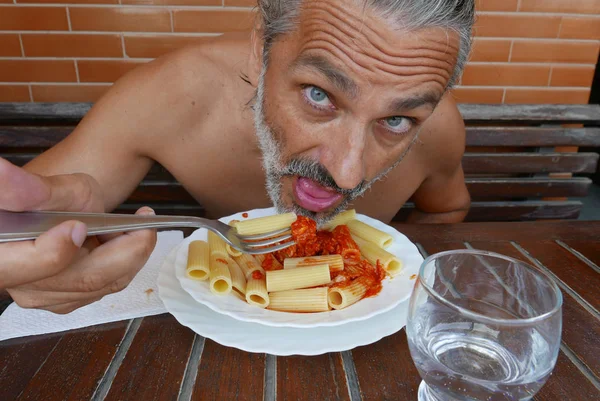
254, 0, 459, 225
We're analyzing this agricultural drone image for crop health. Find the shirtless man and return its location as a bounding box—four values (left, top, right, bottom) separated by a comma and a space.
0, 0, 474, 313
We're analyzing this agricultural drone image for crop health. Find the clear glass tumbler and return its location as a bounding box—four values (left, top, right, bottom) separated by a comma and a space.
406, 250, 562, 401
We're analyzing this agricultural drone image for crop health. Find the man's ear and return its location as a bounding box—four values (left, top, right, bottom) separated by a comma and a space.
247, 22, 265, 86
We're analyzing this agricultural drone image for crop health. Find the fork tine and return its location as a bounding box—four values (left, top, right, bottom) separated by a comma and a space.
242, 241, 296, 255
237, 227, 291, 241
241, 233, 293, 248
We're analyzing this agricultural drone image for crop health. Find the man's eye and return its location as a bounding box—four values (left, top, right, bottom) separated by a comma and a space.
302, 86, 333, 108
381, 116, 413, 134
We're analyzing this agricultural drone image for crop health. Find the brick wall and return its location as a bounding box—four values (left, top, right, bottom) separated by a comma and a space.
0, 0, 598, 104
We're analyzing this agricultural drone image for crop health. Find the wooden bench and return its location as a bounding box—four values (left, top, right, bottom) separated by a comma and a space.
1, 102, 599, 222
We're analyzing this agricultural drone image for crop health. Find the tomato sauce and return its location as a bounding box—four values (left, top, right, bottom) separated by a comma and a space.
242, 213, 249, 218
252, 271, 265, 280
270, 215, 386, 299
260, 253, 283, 271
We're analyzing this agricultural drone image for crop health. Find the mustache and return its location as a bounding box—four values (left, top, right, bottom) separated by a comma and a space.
279, 158, 368, 196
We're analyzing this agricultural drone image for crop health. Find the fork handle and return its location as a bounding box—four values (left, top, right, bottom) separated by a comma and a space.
0, 210, 204, 242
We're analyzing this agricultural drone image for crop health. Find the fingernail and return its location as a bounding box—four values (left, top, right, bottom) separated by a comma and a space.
140, 207, 155, 216
71, 222, 87, 247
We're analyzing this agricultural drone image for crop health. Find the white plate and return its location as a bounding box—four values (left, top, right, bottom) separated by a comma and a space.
159, 241, 410, 356
175, 207, 423, 328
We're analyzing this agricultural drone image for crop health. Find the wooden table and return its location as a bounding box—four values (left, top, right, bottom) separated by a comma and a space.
1, 221, 599, 401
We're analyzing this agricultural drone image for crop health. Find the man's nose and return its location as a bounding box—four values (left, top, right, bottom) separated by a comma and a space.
322, 125, 367, 190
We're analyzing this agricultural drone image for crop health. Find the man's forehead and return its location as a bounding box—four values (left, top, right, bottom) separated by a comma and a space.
274, 0, 459, 93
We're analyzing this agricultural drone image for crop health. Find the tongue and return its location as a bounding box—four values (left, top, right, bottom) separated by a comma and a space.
297, 177, 338, 199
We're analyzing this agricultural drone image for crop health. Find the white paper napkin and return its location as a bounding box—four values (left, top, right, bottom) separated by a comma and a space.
0, 230, 183, 342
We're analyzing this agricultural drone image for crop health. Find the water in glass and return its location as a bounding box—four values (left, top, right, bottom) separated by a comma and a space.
406, 250, 562, 401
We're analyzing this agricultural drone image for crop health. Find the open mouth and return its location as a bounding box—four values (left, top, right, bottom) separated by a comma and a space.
292, 177, 343, 213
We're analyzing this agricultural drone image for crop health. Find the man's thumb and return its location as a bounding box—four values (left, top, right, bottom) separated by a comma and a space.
0, 157, 52, 212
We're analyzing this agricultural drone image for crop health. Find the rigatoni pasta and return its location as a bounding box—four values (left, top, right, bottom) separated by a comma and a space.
328, 276, 372, 310
233, 253, 265, 279
227, 257, 247, 295
266, 264, 331, 292
186, 240, 210, 281
225, 220, 243, 257
268, 288, 329, 312
209, 254, 232, 295
246, 277, 269, 308
208, 231, 229, 257
351, 235, 403, 276
234, 212, 297, 236
347, 219, 393, 248
185, 210, 402, 313
320, 209, 356, 230
283, 255, 344, 272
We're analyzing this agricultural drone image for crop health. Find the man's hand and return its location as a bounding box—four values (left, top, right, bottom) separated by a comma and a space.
0, 158, 157, 314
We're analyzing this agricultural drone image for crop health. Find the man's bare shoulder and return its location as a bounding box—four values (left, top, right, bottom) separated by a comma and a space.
80, 33, 254, 158
111, 33, 251, 117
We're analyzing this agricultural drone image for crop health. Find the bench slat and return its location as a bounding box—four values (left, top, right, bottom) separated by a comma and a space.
0, 126, 72, 147
129, 181, 195, 203
123, 178, 592, 205
394, 201, 582, 222
115, 203, 206, 216
463, 153, 599, 174
0, 103, 91, 124
466, 177, 592, 199
459, 104, 600, 124
7, 153, 598, 177
117, 201, 581, 222
466, 127, 600, 147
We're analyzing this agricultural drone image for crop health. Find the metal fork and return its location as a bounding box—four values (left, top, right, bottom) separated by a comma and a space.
0, 210, 295, 254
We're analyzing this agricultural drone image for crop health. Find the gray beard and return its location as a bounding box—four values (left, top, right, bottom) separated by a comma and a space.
252, 67, 406, 226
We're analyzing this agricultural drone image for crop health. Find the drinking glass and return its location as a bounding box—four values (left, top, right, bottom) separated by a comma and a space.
406, 250, 562, 401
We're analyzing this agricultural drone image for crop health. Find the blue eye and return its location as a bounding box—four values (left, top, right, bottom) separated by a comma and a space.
302, 86, 333, 108
382, 116, 412, 134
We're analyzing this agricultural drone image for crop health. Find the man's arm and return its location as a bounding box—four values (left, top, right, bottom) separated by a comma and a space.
407, 94, 471, 224
407, 163, 470, 223
24, 47, 210, 211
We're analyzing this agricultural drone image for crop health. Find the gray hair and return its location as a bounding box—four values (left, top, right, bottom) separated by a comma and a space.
257, 0, 475, 87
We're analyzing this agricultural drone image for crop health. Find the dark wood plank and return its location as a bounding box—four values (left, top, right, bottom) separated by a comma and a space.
1, 153, 41, 167
394, 221, 600, 244
533, 352, 600, 401
466, 127, 600, 147
465, 201, 582, 221
469, 241, 600, 381
462, 153, 599, 174
15, 321, 130, 401
128, 182, 196, 203
395, 201, 583, 222
115, 203, 206, 217
562, 240, 600, 268
458, 104, 600, 124
277, 353, 350, 401
0, 289, 12, 314
515, 241, 600, 312
0, 102, 90, 124
466, 178, 592, 199
0, 126, 71, 147
352, 329, 421, 400
105, 314, 195, 401
191, 340, 264, 401
0, 335, 63, 401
